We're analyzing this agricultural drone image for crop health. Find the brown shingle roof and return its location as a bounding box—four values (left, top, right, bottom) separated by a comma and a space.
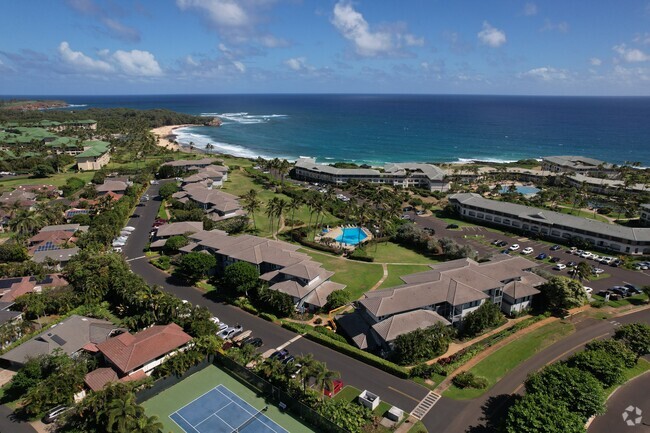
84, 367, 119, 391
502, 280, 540, 299
96, 323, 191, 375
371, 310, 450, 343
155, 221, 203, 238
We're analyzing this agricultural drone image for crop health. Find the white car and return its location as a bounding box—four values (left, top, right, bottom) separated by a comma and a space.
590, 254, 601, 261
580, 251, 592, 258
509, 244, 520, 251
584, 286, 593, 296
600, 257, 614, 265
592, 268, 605, 274
522, 247, 534, 255
553, 263, 567, 270
112, 241, 125, 247
123, 226, 136, 232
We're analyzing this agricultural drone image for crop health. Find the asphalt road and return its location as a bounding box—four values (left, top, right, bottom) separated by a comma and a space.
589, 371, 650, 433
123, 182, 429, 412
423, 307, 650, 433
0, 405, 37, 433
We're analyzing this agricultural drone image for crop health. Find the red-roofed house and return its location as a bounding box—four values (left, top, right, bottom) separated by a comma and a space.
95, 323, 192, 377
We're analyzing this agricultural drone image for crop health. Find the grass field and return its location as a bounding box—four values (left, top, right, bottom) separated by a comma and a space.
0, 171, 95, 189
379, 265, 431, 289
592, 293, 649, 308
555, 206, 611, 223
221, 169, 339, 238
364, 242, 438, 264
443, 321, 575, 400
301, 249, 383, 300
141, 364, 317, 433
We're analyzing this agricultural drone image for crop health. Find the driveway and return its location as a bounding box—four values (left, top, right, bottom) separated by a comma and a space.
422, 307, 650, 433
123, 182, 429, 412
0, 405, 38, 433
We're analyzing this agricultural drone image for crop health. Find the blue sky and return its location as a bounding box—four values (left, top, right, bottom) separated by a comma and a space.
1, 0, 649, 95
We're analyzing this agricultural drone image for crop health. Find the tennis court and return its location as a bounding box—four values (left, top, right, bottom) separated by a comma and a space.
170, 384, 288, 433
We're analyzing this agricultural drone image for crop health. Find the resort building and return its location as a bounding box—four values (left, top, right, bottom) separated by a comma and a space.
172, 183, 244, 222
161, 158, 217, 171
293, 157, 450, 191
449, 193, 650, 255
541, 156, 615, 177
76, 140, 111, 171
181, 164, 229, 188
339, 256, 544, 352
182, 230, 345, 312
641, 204, 650, 227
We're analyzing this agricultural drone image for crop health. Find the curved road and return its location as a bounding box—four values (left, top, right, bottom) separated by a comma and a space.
123, 182, 429, 413
589, 371, 650, 433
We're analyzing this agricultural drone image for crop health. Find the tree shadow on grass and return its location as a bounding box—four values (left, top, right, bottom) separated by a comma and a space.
466, 394, 518, 433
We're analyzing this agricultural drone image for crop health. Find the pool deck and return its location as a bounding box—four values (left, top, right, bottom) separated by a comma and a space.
318, 226, 373, 249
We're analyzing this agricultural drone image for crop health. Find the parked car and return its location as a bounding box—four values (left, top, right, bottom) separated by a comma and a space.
590, 255, 601, 261
416, 210, 426, 215
492, 239, 502, 246
217, 322, 228, 332
123, 226, 136, 232
269, 349, 289, 360
282, 355, 296, 365
522, 247, 534, 255
501, 249, 511, 254
43, 405, 71, 424
403, 206, 413, 212
583, 286, 593, 296
567, 261, 577, 267
575, 250, 585, 256
600, 257, 614, 265
611, 259, 623, 267
610, 286, 630, 297
218, 325, 243, 340
535, 253, 547, 260
497, 241, 508, 247
446, 223, 459, 229
549, 257, 562, 263
509, 244, 520, 251
550, 245, 561, 251
245, 337, 264, 348
553, 264, 567, 270
624, 284, 642, 294
591, 268, 605, 275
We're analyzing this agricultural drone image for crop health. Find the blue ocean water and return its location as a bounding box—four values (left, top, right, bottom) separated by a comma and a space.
19, 94, 650, 165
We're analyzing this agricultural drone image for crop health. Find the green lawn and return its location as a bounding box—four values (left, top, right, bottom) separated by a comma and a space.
443, 321, 575, 400
364, 242, 438, 264
407, 421, 429, 433
301, 249, 383, 300
555, 206, 611, 223
142, 364, 317, 433
332, 385, 361, 403
222, 170, 339, 238
591, 293, 648, 308
157, 200, 169, 220
379, 265, 431, 289
0, 171, 94, 189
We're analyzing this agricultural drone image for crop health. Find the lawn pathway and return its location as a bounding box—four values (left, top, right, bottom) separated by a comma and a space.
367, 263, 388, 292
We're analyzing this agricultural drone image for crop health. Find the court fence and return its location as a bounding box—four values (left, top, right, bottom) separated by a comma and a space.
135, 355, 213, 404
213, 352, 352, 433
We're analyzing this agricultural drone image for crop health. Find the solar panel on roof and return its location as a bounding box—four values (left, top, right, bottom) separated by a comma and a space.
50, 334, 67, 346
34, 242, 61, 253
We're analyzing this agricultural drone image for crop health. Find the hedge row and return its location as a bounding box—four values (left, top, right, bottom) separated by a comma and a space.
281, 322, 409, 378
259, 312, 278, 322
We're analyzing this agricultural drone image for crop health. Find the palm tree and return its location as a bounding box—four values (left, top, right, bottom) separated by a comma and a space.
107, 392, 141, 432
315, 368, 340, 398
132, 415, 164, 433
9, 209, 44, 237
242, 190, 262, 231
266, 198, 279, 237
570, 261, 592, 282
205, 142, 215, 154
288, 197, 303, 228
274, 198, 288, 236
278, 159, 291, 187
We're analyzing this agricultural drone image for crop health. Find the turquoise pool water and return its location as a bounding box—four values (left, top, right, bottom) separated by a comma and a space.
500, 185, 540, 195
335, 228, 367, 245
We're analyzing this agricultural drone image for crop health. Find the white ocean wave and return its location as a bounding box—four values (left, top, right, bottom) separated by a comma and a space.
454, 157, 518, 164
174, 128, 292, 160
198, 112, 288, 124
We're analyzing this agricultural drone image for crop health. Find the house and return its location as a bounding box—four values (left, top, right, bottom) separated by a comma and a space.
32, 247, 79, 269
96, 179, 128, 195
339, 256, 544, 351
84, 323, 191, 390
0, 274, 68, 303
0, 315, 119, 369
28, 224, 87, 254
449, 193, 650, 255
0, 189, 36, 209
294, 157, 450, 192
184, 231, 345, 311
369, 310, 450, 351
149, 221, 206, 249
76, 140, 111, 171
161, 158, 216, 171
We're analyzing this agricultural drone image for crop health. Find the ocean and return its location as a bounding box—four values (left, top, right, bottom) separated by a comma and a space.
29, 94, 650, 165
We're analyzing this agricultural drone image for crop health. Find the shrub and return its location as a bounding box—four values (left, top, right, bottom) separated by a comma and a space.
164, 235, 189, 254
313, 326, 348, 343
452, 371, 488, 389
410, 363, 447, 379
152, 255, 171, 270
259, 312, 278, 322
348, 248, 374, 262
460, 302, 506, 338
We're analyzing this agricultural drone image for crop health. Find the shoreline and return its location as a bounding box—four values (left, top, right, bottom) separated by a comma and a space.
151, 124, 200, 152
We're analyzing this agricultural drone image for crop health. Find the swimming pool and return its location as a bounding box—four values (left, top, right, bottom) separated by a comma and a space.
335, 227, 368, 245
500, 185, 540, 195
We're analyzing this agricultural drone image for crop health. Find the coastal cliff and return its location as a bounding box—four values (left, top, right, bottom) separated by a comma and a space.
0, 99, 68, 111
204, 117, 222, 127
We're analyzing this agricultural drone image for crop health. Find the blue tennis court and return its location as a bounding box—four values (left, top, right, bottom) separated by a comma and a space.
170, 384, 289, 433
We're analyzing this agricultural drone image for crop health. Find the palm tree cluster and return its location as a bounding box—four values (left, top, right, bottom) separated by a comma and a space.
255, 157, 292, 186
4, 200, 66, 239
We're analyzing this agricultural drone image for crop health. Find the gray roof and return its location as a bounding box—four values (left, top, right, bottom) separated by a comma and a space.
1, 315, 117, 366
371, 310, 450, 343
295, 157, 445, 181
383, 163, 445, 180
542, 155, 612, 169
162, 158, 216, 167
40, 224, 88, 233
502, 280, 540, 300
96, 180, 128, 193
295, 157, 380, 176
155, 221, 203, 238
32, 247, 79, 263
642, 204, 650, 210
302, 281, 346, 308
449, 193, 650, 242
0, 310, 22, 326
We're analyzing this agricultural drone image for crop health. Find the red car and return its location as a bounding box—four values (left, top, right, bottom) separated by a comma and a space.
323, 379, 344, 398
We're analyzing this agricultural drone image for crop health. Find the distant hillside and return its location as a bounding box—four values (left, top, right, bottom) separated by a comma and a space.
0, 99, 68, 111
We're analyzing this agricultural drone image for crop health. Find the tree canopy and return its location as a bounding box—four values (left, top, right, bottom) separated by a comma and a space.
504, 393, 586, 433
392, 323, 453, 365
175, 252, 216, 282
222, 261, 260, 296
614, 323, 650, 359
539, 276, 587, 312
460, 301, 505, 338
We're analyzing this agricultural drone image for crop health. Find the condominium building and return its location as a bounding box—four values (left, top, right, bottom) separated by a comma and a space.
293, 157, 450, 191
449, 193, 650, 255
541, 156, 615, 177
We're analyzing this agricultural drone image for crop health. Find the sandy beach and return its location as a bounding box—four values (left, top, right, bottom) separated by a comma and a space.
151, 124, 196, 151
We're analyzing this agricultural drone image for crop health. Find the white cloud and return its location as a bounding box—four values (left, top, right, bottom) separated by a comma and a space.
112, 49, 163, 76
185, 55, 199, 67
520, 66, 569, 81
541, 19, 569, 33
403, 34, 425, 47
613, 44, 650, 62
523, 2, 538, 16
284, 57, 313, 72
176, 0, 249, 27
232, 60, 246, 73
590, 57, 602, 66
331, 2, 392, 56
477, 21, 506, 48
258, 35, 289, 48
101, 18, 141, 42
633, 33, 650, 45
66, 0, 140, 42
58, 41, 113, 73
